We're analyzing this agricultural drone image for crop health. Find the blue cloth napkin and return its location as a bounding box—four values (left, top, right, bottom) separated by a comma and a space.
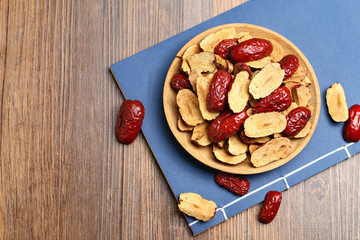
111, 0, 360, 234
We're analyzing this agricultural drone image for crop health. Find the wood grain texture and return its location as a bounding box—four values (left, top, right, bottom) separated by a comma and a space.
0, 0, 359, 239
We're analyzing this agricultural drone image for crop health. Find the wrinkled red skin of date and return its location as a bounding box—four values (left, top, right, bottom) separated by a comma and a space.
253, 87, 292, 114
282, 107, 311, 137
280, 54, 299, 80
259, 191, 282, 224
208, 106, 249, 143
170, 73, 192, 91
215, 172, 250, 196
116, 100, 145, 144
207, 70, 232, 112
343, 104, 360, 142
229, 38, 273, 63
214, 38, 239, 60
233, 62, 252, 76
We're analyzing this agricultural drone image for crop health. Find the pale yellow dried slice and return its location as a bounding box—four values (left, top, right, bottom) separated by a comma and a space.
176, 89, 204, 126
213, 145, 247, 165
282, 102, 299, 115
267, 38, 284, 62
236, 32, 253, 43
196, 76, 220, 121
215, 140, 225, 148
239, 131, 272, 144
188, 68, 202, 92
249, 144, 260, 154
246, 107, 253, 116
214, 54, 233, 73
178, 192, 217, 221
284, 81, 300, 99
251, 70, 260, 80
326, 82, 349, 122
273, 133, 283, 138
247, 56, 271, 69
244, 112, 287, 138
180, 44, 201, 74
283, 67, 307, 83
226, 135, 248, 156
249, 63, 285, 99
228, 71, 251, 113
191, 122, 212, 146
251, 137, 292, 167
200, 28, 237, 52
187, 52, 216, 73
293, 121, 311, 138
178, 113, 193, 132
226, 60, 234, 73
300, 76, 312, 86
293, 85, 312, 107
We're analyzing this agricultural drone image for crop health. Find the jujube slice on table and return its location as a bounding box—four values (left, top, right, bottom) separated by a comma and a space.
178, 192, 217, 221
215, 172, 250, 196
343, 104, 360, 142
208, 107, 249, 143
259, 191, 282, 223
214, 38, 239, 59
251, 137, 292, 167
253, 86, 292, 114
170, 73, 192, 91
116, 100, 145, 144
229, 38, 273, 63
207, 70, 232, 112
280, 54, 299, 80
282, 107, 311, 137
326, 82, 349, 122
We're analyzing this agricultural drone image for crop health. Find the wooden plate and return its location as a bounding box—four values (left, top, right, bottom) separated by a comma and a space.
163, 23, 320, 174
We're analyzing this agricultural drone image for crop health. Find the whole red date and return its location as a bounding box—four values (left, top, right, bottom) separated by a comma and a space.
343, 104, 360, 142
282, 107, 311, 137
259, 191, 282, 224
229, 38, 273, 63
207, 70, 232, 112
280, 54, 299, 80
215, 172, 250, 196
170, 73, 192, 91
253, 86, 292, 114
208, 106, 249, 143
214, 38, 239, 59
116, 100, 145, 144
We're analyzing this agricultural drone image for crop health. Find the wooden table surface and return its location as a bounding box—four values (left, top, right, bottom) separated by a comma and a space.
0, 0, 359, 239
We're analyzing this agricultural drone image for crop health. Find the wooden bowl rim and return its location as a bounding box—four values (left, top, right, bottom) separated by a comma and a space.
163, 23, 321, 174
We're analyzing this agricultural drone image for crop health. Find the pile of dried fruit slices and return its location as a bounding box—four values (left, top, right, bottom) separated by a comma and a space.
171, 27, 314, 168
